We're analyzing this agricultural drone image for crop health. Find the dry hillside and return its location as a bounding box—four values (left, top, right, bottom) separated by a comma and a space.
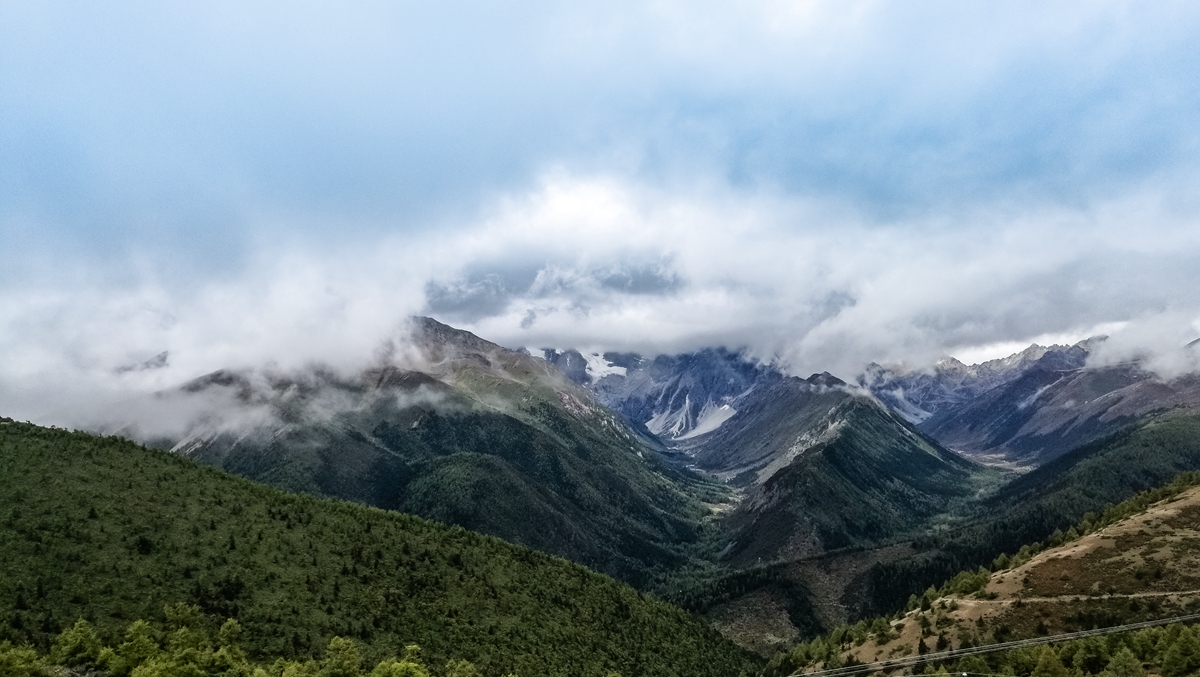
841, 483, 1200, 664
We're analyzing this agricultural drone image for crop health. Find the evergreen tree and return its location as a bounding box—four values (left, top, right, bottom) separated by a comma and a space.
1099, 648, 1144, 677
321, 637, 362, 677
0, 643, 43, 677
370, 660, 429, 677
1031, 647, 1070, 677
116, 619, 161, 672
956, 655, 989, 675
1072, 637, 1110, 674
443, 659, 481, 677
49, 619, 104, 669
1162, 627, 1200, 677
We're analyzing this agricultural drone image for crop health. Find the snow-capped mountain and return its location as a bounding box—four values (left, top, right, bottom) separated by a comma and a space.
536, 343, 998, 636
539, 345, 994, 557
540, 347, 776, 441
861, 338, 1200, 464
859, 342, 1092, 425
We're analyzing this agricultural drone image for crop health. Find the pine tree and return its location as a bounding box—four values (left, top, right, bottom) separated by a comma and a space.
1162, 627, 1200, 677
1099, 648, 1144, 677
956, 655, 989, 675
49, 619, 104, 669
1072, 637, 1109, 674
0, 643, 44, 677
1031, 647, 1070, 677
322, 637, 362, 677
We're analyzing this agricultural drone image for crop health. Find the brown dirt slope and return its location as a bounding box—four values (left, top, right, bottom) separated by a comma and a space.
844, 483, 1200, 664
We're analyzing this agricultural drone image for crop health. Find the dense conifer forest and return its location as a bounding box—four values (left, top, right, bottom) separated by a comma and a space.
0, 419, 759, 677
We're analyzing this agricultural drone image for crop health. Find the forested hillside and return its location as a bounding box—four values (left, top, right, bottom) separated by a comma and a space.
765, 471, 1200, 677
0, 419, 758, 677
137, 317, 716, 589
860, 412, 1200, 615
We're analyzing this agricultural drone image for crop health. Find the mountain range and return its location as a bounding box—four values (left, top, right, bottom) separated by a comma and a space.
861, 339, 1200, 464
534, 335, 1200, 651
112, 317, 715, 588
82, 318, 1200, 656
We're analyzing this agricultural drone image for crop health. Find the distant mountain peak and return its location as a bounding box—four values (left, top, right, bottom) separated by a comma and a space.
860, 334, 1200, 464
804, 371, 846, 387
116, 350, 169, 374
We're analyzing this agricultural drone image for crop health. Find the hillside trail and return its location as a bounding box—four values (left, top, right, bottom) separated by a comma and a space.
962, 588, 1200, 604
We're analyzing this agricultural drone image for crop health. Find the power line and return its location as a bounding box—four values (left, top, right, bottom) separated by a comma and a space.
789, 611, 1200, 677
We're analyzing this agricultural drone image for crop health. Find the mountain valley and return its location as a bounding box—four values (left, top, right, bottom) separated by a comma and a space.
539, 336, 1200, 653
29, 318, 1200, 664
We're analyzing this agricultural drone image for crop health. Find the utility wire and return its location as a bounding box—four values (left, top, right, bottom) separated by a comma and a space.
788, 611, 1200, 677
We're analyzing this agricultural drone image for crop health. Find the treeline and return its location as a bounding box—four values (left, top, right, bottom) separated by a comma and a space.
0, 604, 507, 677
859, 414, 1200, 615
0, 421, 758, 677
765, 623, 1200, 677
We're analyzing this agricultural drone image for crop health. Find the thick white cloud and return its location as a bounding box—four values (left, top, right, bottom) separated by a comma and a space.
4, 172, 1200, 427
438, 175, 1200, 375
3, 1, 1200, 423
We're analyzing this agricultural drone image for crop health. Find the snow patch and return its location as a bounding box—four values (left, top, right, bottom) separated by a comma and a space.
581, 352, 627, 380
676, 402, 738, 440
646, 394, 691, 437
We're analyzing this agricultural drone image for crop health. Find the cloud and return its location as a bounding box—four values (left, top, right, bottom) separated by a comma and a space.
5, 1, 1200, 264
4, 170, 1200, 426
4, 2, 1200, 422
1086, 311, 1200, 380
432, 175, 1200, 376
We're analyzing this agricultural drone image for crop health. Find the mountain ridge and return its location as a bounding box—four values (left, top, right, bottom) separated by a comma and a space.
105, 317, 720, 588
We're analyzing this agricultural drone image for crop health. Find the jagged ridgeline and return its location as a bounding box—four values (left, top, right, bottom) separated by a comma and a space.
0, 420, 759, 677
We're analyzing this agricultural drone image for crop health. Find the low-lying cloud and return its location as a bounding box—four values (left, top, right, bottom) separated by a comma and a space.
4, 172, 1200, 428
5, 2, 1200, 425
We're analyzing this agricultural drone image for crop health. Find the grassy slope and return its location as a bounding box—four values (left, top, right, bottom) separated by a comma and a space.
0, 420, 759, 677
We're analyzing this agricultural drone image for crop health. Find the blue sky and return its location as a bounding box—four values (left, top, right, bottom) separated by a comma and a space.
4, 1, 1200, 418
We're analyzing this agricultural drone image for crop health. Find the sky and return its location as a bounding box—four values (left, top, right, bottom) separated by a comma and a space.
4, 1, 1200, 422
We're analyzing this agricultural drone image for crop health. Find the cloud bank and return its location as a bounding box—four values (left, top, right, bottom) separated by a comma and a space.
3, 1, 1200, 422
